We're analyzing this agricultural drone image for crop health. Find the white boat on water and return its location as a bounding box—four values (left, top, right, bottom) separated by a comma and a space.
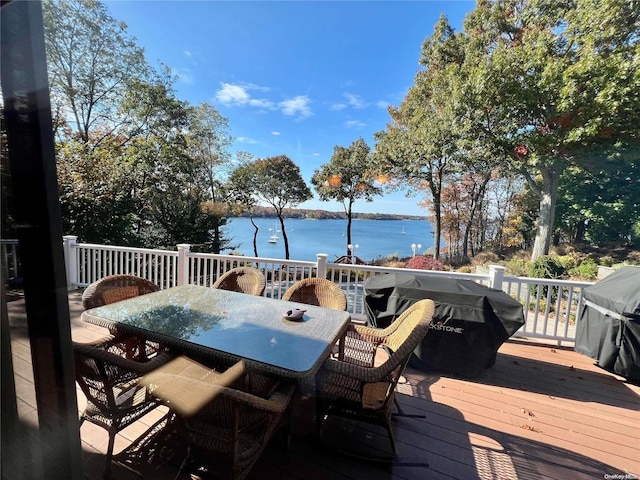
268, 224, 279, 244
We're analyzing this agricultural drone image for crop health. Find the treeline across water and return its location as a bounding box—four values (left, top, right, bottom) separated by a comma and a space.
235, 206, 425, 221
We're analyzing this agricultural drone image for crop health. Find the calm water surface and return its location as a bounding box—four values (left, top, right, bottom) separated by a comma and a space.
223, 217, 434, 262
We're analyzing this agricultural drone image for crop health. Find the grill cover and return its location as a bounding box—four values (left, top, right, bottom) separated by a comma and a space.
575, 266, 640, 380
364, 273, 525, 378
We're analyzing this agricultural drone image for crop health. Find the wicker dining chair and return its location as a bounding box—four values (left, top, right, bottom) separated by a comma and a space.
141, 356, 295, 480
82, 274, 161, 309
211, 266, 266, 296
282, 277, 347, 311
73, 336, 174, 479
82, 274, 165, 359
315, 298, 435, 460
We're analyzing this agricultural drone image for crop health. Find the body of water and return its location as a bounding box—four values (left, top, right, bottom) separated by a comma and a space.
222, 217, 434, 262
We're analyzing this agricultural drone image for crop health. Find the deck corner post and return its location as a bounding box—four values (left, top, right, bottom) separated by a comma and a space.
316, 253, 328, 279
489, 265, 505, 291
176, 244, 191, 286
62, 236, 78, 290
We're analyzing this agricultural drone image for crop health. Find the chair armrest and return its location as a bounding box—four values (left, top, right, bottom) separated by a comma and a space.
321, 357, 389, 384
73, 341, 174, 375
224, 382, 295, 414
348, 323, 385, 343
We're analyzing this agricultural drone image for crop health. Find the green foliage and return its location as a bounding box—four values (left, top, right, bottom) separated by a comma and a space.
311, 138, 382, 251
405, 255, 445, 271
569, 258, 599, 280
376, 0, 640, 261
599, 256, 615, 267
556, 255, 577, 272
506, 258, 529, 277
230, 155, 312, 260
527, 255, 567, 299
527, 255, 567, 280
632, 221, 640, 247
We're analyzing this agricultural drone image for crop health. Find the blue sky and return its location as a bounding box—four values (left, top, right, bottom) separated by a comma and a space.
106, 1, 475, 216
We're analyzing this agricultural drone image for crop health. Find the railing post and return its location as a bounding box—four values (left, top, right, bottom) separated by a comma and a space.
489, 264, 505, 291
176, 244, 191, 286
62, 235, 78, 290
316, 253, 328, 279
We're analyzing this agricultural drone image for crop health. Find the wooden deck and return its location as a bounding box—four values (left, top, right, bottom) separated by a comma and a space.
7, 291, 640, 480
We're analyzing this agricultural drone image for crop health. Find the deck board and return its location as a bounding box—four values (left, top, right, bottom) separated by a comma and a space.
7, 291, 640, 479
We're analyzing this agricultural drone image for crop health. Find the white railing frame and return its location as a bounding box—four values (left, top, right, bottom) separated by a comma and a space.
31, 237, 599, 345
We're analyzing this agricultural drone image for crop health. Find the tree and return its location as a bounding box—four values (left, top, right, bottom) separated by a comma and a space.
56, 135, 140, 244
43, 0, 149, 146
245, 156, 312, 260
456, 0, 640, 260
555, 154, 640, 245
311, 138, 382, 254
184, 102, 234, 253
375, 15, 464, 260
228, 153, 261, 257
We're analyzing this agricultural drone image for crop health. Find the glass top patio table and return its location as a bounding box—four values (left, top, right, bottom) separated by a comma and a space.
81, 284, 351, 380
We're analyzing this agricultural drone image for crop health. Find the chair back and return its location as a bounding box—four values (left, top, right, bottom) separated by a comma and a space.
377, 299, 435, 377
149, 357, 294, 480
282, 278, 347, 311
212, 266, 266, 296
82, 274, 160, 309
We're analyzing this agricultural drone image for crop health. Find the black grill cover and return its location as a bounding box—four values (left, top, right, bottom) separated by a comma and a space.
364, 273, 525, 378
575, 266, 640, 380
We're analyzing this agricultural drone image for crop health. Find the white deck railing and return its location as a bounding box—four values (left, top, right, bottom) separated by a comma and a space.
57, 236, 594, 344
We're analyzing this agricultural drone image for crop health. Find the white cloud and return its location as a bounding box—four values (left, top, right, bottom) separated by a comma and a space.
345, 120, 366, 128
237, 136, 258, 144
242, 82, 271, 92
214, 83, 312, 119
248, 98, 274, 109
279, 96, 312, 118
313, 153, 320, 156
215, 83, 251, 106
331, 92, 367, 111
271, 131, 281, 136
184, 50, 192, 57
376, 100, 391, 109
344, 93, 365, 108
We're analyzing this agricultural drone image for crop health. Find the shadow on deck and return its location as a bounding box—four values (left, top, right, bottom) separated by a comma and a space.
6, 291, 640, 479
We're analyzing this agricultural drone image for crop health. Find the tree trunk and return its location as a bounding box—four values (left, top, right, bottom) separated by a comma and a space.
530, 164, 561, 261
250, 215, 259, 257
432, 189, 441, 260
345, 199, 353, 256
574, 219, 586, 243
278, 215, 289, 259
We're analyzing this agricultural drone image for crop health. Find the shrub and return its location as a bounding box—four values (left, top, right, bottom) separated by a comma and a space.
527, 255, 567, 300
457, 265, 474, 273
569, 258, 598, 280
527, 255, 566, 280
506, 258, 529, 276
405, 255, 445, 271
471, 251, 500, 265
556, 255, 577, 271
600, 256, 615, 267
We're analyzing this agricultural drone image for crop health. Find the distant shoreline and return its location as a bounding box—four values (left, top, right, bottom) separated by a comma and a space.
233, 206, 426, 221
